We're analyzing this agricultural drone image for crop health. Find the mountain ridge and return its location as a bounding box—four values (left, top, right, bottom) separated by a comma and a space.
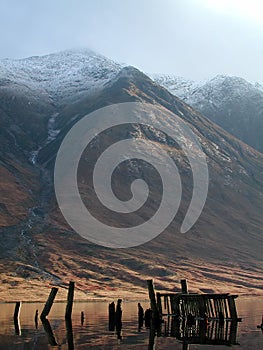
152, 73, 263, 153
0, 50, 262, 300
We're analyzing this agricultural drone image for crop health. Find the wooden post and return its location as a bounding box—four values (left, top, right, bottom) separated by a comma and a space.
227, 296, 238, 320
13, 301, 21, 320
156, 293, 162, 316
147, 279, 160, 323
181, 279, 188, 294
171, 295, 180, 317
13, 303, 21, 336
199, 296, 206, 318
108, 302, 115, 331
65, 282, 75, 319
40, 287, 58, 319
147, 280, 157, 313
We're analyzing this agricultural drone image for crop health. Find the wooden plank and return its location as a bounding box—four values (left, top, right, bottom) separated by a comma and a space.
223, 298, 229, 319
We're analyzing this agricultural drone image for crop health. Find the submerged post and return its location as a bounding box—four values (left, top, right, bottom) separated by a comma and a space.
65, 281, 75, 319
40, 287, 58, 319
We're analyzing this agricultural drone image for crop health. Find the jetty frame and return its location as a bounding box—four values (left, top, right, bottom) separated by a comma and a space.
147, 279, 241, 322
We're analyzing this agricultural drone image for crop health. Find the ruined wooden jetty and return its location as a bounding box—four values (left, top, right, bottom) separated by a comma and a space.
147, 279, 241, 322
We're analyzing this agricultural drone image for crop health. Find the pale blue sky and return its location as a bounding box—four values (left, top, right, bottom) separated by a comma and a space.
0, 0, 262, 82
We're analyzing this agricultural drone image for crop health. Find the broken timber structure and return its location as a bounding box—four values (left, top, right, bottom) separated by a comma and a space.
147, 279, 241, 322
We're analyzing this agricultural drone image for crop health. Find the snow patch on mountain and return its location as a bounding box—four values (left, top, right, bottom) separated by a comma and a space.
151, 73, 263, 108
149, 73, 201, 101
0, 49, 123, 103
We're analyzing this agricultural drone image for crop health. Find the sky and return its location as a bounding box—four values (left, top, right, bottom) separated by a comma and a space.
0, 0, 263, 83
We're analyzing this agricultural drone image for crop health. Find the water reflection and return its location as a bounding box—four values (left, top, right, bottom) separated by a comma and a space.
65, 318, 74, 350
13, 318, 21, 336
0, 299, 263, 349
35, 309, 39, 329
41, 317, 57, 346
148, 316, 239, 349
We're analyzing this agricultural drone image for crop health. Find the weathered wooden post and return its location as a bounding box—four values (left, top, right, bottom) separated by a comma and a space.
65, 282, 75, 319
108, 302, 115, 331
40, 287, 58, 319
227, 296, 238, 320
147, 280, 158, 316
13, 301, 22, 335
13, 302, 21, 320
156, 292, 162, 316
181, 279, 188, 294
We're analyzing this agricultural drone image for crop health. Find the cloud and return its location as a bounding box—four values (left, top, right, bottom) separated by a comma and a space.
0, 0, 262, 82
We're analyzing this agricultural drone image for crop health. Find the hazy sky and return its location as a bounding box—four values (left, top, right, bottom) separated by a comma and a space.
0, 0, 263, 82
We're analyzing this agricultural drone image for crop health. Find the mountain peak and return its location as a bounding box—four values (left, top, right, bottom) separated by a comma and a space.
0, 48, 123, 104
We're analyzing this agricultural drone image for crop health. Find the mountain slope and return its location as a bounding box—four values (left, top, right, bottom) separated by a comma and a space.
153, 74, 263, 153
0, 52, 263, 300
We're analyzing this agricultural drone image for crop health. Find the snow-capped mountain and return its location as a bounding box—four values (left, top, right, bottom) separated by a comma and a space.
0, 49, 123, 104
150, 73, 200, 100
1, 49, 263, 300
152, 74, 263, 153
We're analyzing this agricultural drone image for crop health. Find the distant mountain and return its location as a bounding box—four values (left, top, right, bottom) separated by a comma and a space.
0, 50, 263, 300
152, 74, 263, 153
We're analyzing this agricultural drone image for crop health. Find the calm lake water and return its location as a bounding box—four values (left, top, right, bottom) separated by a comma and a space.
0, 298, 262, 349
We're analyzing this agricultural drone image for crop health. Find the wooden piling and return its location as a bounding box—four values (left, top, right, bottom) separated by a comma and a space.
40, 287, 58, 319
147, 280, 157, 313
181, 279, 188, 294
65, 281, 75, 319
147, 279, 160, 323
108, 302, 115, 331
13, 303, 21, 337
13, 301, 21, 320
227, 296, 238, 320
156, 293, 162, 316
